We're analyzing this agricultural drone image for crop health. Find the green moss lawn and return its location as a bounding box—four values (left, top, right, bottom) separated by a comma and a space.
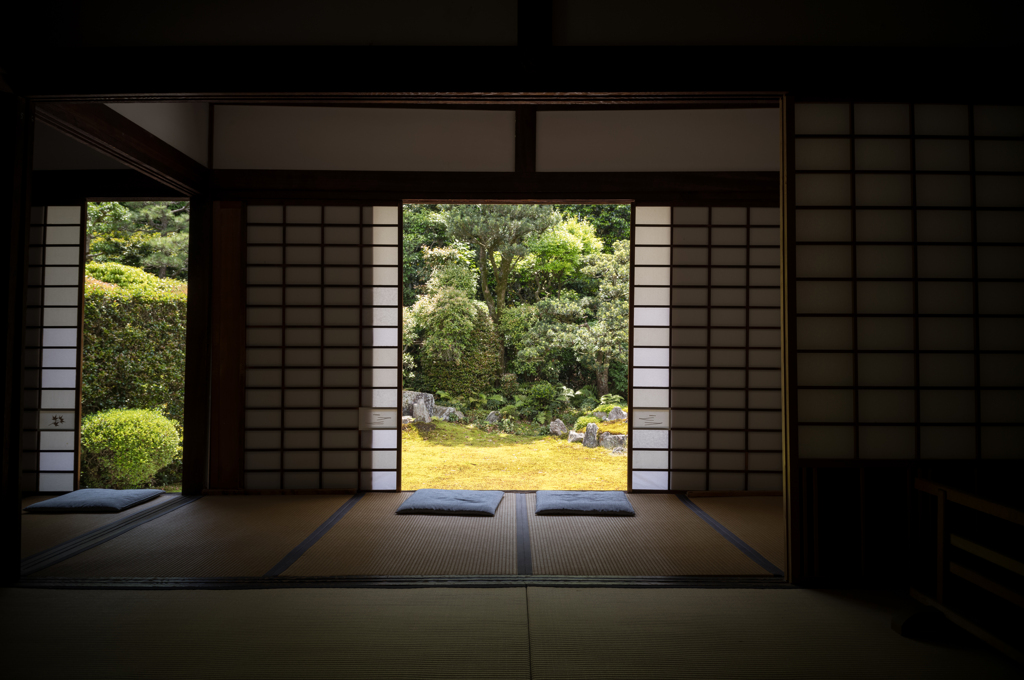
401, 419, 627, 490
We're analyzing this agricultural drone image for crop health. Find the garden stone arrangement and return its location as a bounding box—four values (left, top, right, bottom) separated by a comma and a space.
556, 418, 628, 453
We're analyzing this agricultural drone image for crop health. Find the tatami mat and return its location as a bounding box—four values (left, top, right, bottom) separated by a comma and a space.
526, 587, 1020, 679
21, 493, 179, 560
526, 493, 770, 576
284, 492, 516, 576
690, 496, 786, 571
29, 495, 350, 578
1, 587, 531, 680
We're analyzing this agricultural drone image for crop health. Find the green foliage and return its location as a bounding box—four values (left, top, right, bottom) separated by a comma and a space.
80, 408, 181, 489
402, 204, 450, 306
554, 204, 631, 249
82, 264, 187, 425
600, 393, 626, 406
574, 415, 602, 430
434, 203, 563, 323
513, 215, 603, 302
87, 201, 190, 279
410, 249, 502, 398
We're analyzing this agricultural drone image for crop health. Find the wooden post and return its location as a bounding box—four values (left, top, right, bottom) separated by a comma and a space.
182, 197, 213, 495
936, 488, 946, 604
1, 94, 33, 584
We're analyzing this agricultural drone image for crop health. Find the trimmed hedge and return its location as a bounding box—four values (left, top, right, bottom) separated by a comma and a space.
82, 262, 187, 424
80, 408, 181, 489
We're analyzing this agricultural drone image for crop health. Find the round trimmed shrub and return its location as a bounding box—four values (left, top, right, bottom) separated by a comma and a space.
80, 409, 181, 489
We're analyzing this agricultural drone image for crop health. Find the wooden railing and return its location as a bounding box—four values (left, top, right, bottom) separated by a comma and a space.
912, 478, 1024, 664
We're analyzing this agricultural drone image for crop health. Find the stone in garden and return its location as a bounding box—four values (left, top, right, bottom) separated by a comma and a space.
549, 419, 568, 436
412, 400, 432, 423
485, 411, 500, 423
583, 422, 599, 448
601, 434, 628, 450
433, 406, 457, 421
607, 406, 627, 421
568, 431, 584, 443
401, 415, 415, 425
402, 391, 435, 419
591, 411, 608, 421
609, 446, 627, 456
454, 411, 465, 420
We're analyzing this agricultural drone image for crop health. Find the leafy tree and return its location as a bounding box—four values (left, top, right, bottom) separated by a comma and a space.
433, 204, 562, 325
402, 203, 448, 306
554, 204, 631, 250
512, 215, 603, 303
87, 201, 190, 279
534, 240, 630, 396
408, 246, 502, 398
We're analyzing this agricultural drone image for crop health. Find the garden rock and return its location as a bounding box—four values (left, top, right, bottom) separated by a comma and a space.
590, 411, 608, 421
601, 434, 628, 450
485, 411, 500, 423
609, 446, 627, 456
549, 419, 568, 436
433, 406, 458, 421
454, 410, 465, 420
583, 422, 599, 448
402, 391, 436, 419
412, 400, 432, 423
568, 431, 584, 444
401, 415, 415, 425
607, 406, 627, 421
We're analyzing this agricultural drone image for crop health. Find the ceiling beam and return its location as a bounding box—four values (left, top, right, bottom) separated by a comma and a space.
34, 102, 208, 196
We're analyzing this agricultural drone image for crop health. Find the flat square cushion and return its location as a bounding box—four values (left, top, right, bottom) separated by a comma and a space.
23, 488, 165, 514
534, 490, 636, 516
395, 489, 505, 516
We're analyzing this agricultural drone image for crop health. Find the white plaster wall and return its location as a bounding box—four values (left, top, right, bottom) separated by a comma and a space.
106, 102, 210, 166
213, 106, 516, 172
536, 108, 781, 172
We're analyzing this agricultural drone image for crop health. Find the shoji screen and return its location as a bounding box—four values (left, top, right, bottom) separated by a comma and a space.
792, 103, 1024, 462
243, 204, 401, 491
631, 205, 783, 491
22, 205, 85, 493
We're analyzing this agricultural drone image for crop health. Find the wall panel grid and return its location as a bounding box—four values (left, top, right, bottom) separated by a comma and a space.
631, 205, 783, 492
792, 103, 1024, 461
21, 205, 86, 493
243, 204, 401, 491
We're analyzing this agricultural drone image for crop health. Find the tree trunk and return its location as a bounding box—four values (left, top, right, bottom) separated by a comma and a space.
596, 364, 610, 397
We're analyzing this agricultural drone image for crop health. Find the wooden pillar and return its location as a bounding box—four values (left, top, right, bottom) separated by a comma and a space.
182, 197, 212, 495
1, 94, 33, 584
208, 201, 245, 490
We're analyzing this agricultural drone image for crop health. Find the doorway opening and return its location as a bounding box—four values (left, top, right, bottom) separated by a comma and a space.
80, 201, 190, 492
401, 203, 631, 490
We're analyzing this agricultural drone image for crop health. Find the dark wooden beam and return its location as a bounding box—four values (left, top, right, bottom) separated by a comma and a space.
34, 102, 208, 196
0, 95, 32, 585
518, 0, 553, 48
182, 197, 212, 496
212, 170, 780, 205
208, 201, 245, 491
515, 108, 537, 174
31, 170, 186, 204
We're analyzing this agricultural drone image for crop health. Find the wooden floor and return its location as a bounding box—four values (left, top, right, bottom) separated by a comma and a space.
21, 492, 785, 579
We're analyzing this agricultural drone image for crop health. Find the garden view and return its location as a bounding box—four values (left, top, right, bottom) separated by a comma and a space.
400, 204, 631, 490
79, 201, 189, 492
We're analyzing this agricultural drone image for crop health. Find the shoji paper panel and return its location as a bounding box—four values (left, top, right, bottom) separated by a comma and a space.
22, 206, 84, 493
244, 204, 401, 490
632, 205, 782, 491
792, 103, 1024, 461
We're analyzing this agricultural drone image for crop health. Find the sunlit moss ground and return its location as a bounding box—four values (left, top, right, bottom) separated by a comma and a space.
402, 420, 628, 490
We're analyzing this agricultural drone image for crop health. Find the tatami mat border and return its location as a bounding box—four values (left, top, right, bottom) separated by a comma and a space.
15, 575, 792, 589
20, 495, 201, 576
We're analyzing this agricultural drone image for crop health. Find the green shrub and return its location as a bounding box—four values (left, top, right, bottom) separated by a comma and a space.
81, 264, 187, 425
592, 403, 628, 414
573, 415, 602, 430
80, 409, 181, 489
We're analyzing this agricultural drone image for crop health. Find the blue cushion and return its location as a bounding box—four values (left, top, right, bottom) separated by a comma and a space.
23, 489, 165, 514
534, 490, 635, 516
395, 489, 505, 516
